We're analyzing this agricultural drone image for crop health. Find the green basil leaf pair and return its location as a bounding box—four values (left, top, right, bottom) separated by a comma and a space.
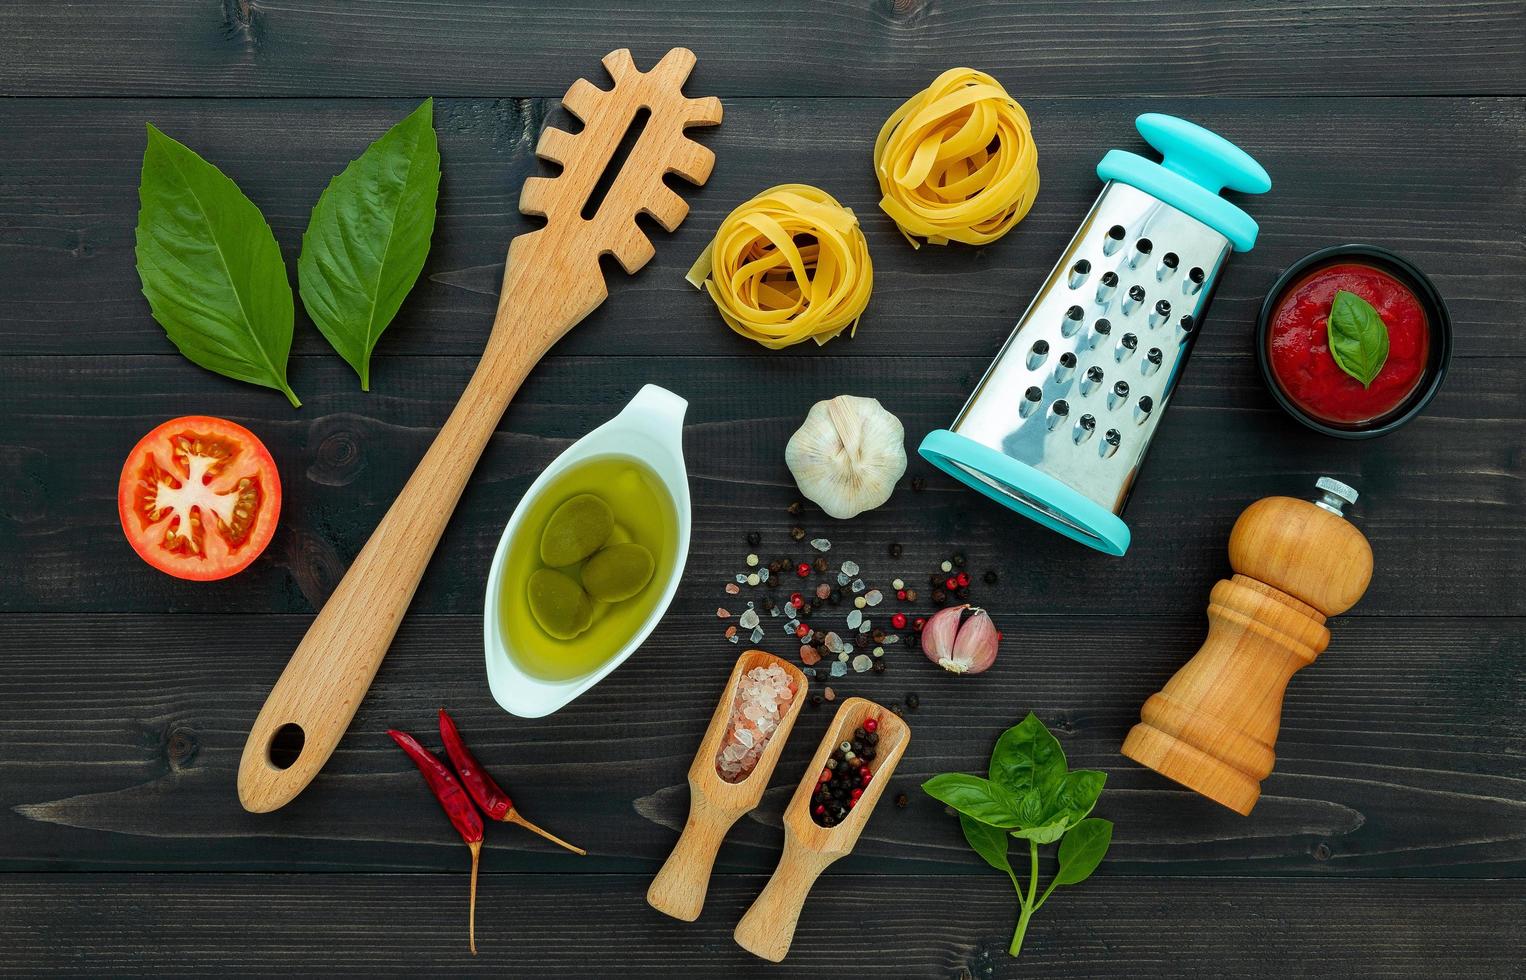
922, 712, 1115, 959
134, 100, 440, 404
1327, 289, 1391, 388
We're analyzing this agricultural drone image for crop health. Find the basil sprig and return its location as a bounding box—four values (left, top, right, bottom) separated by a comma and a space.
1327, 289, 1391, 388
923, 713, 1114, 958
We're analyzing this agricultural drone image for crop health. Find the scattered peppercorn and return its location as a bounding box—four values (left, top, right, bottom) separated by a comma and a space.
796, 562, 811, 578
932, 589, 947, 605
889, 542, 903, 558
854, 633, 869, 649
905, 588, 918, 602
871, 628, 887, 643
813, 556, 828, 574
889, 702, 904, 716
872, 660, 887, 673
984, 569, 999, 585
905, 693, 920, 710
811, 727, 880, 827
790, 526, 806, 541
800, 602, 813, 617
956, 571, 970, 587
952, 553, 965, 567
746, 531, 762, 547
810, 693, 823, 707
957, 587, 970, 601
769, 559, 784, 575
910, 475, 926, 491
895, 792, 909, 809
945, 576, 959, 591
913, 616, 926, 631
891, 613, 907, 629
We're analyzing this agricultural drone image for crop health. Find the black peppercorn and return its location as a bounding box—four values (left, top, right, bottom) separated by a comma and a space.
828, 592, 840, 605
952, 552, 965, 567
746, 531, 761, 547
984, 569, 999, 585
864, 747, 877, 760
928, 573, 941, 587
813, 556, 828, 573
872, 629, 886, 643
854, 633, 868, 649
957, 587, 970, 601
854, 728, 867, 741
872, 660, 887, 673
769, 559, 784, 575
895, 793, 909, 809
790, 526, 806, 541
911, 475, 926, 491
889, 542, 903, 558
889, 701, 903, 716
800, 602, 813, 617
906, 692, 920, 710
865, 732, 878, 745
932, 589, 947, 605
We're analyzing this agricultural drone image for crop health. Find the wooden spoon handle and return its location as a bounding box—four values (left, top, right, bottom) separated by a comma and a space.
734, 837, 835, 962
237, 235, 607, 813
237, 341, 533, 812
647, 787, 744, 921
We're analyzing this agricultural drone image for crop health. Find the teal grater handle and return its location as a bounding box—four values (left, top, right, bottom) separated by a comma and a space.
1097, 113, 1271, 252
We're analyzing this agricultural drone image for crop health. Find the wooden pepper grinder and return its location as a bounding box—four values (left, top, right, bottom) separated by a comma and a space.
1121, 477, 1373, 815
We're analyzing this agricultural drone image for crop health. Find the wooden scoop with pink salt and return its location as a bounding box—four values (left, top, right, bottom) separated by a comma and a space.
647, 651, 807, 921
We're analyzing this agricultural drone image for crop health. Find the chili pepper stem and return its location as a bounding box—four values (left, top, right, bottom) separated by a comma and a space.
467, 839, 480, 956
505, 808, 587, 856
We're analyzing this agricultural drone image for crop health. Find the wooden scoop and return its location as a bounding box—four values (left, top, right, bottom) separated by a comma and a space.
734, 697, 910, 962
648, 650, 808, 921
237, 48, 723, 813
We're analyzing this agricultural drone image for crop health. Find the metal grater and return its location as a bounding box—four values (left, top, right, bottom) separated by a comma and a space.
919, 114, 1271, 555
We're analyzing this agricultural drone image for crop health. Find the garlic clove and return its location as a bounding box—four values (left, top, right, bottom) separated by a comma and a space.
949, 608, 1000, 675
921, 604, 967, 667
785, 395, 907, 520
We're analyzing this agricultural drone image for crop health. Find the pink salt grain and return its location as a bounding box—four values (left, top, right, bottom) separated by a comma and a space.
714, 664, 796, 784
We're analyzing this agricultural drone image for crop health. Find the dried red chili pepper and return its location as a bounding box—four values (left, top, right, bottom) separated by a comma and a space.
438, 708, 587, 856
389, 728, 484, 955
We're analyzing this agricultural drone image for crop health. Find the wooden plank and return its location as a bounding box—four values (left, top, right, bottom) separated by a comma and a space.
1, 612, 1519, 875
1, 353, 1521, 618
1, 97, 1520, 359
1, 1, 1523, 98
1, 872, 1520, 975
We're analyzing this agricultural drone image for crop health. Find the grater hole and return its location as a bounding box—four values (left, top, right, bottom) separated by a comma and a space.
1093, 318, 1111, 336
1066, 305, 1085, 321
1135, 238, 1152, 255
1068, 259, 1092, 289
1100, 428, 1121, 457
1024, 386, 1042, 402
1053, 399, 1070, 416
1103, 225, 1126, 256
1179, 314, 1196, 334
1121, 333, 1137, 350
1086, 365, 1105, 381
1107, 225, 1125, 242
1135, 395, 1155, 424
1059, 351, 1077, 368
1186, 266, 1205, 294
1155, 300, 1171, 316
1074, 413, 1097, 444
1128, 284, 1146, 302
1162, 252, 1179, 270
1101, 271, 1119, 287
1189, 267, 1205, 284
1026, 339, 1050, 369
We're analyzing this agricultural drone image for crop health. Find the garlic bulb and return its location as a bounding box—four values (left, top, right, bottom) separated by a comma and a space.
922, 604, 1000, 675
785, 395, 906, 519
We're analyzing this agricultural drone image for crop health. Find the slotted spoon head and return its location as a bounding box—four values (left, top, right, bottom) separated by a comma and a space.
494, 47, 721, 348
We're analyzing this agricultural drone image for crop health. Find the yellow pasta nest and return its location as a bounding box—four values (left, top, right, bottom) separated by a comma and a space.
874, 67, 1040, 247
686, 184, 873, 350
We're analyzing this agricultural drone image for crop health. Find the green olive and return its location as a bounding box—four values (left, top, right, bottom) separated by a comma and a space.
527, 568, 594, 640
539, 493, 613, 567
581, 541, 656, 602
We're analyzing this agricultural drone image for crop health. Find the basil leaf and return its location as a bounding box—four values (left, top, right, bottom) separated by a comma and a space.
299, 98, 440, 390
1009, 819, 1069, 845
1050, 769, 1106, 825
922, 773, 1024, 827
1327, 289, 1390, 388
1053, 818, 1113, 887
989, 712, 1067, 798
134, 124, 300, 407
960, 815, 1012, 873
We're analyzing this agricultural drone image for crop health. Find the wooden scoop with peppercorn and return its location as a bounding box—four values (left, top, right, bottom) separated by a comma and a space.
648, 650, 807, 921
734, 698, 910, 962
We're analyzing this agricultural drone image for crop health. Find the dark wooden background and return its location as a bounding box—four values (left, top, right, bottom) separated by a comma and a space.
2, 2, 1523, 976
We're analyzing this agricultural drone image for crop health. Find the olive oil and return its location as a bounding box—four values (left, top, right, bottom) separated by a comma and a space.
498, 455, 677, 680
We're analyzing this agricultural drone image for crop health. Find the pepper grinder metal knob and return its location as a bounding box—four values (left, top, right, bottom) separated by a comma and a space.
1120, 477, 1374, 814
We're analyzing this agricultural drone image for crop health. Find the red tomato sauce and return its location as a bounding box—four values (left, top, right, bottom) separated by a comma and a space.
1267, 262, 1429, 425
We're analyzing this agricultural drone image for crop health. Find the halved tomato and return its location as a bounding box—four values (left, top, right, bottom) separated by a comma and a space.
117, 416, 282, 581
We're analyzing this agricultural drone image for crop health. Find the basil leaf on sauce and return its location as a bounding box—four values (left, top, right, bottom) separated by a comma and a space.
1327, 289, 1390, 388
134, 124, 300, 407
298, 99, 440, 390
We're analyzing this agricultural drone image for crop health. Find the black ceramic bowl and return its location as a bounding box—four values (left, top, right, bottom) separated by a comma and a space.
1256, 244, 1452, 439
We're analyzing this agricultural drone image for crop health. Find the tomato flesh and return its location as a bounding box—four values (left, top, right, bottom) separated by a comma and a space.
118, 416, 281, 580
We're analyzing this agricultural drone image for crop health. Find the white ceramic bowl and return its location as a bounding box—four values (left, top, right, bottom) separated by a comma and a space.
483, 385, 691, 717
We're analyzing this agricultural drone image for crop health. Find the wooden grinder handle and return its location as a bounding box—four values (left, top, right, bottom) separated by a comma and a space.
1121, 488, 1374, 815
646, 787, 745, 922
238, 234, 605, 813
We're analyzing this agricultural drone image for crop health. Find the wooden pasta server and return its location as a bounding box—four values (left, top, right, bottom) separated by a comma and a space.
237, 48, 722, 813
648, 650, 808, 921
734, 697, 910, 962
